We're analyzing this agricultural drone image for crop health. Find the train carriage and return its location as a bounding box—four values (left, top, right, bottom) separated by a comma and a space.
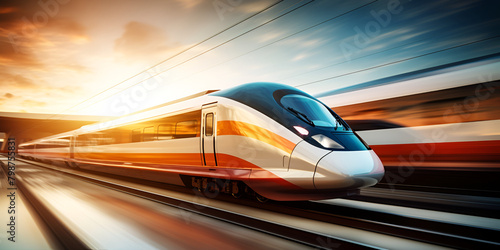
19, 82, 385, 201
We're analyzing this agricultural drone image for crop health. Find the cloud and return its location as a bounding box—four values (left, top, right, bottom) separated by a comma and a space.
0, 71, 81, 108
60, 63, 90, 73
238, 0, 274, 13
0, 2, 44, 68
174, 0, 204, 9
7, 74, 37, 89
114, 21, 179, 63
0, 1, 89, 70
22, 99, 47, 107
257, 31, 286, 43
0, 7, 19, 14
44, 18, 90, 44
292, 53, 308, 62
0, 39, 42, 68
54, 85, 82, 95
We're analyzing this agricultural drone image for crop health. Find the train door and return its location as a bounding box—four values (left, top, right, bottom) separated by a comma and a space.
65, 135, 76, 168
69, 135, 75, 159
201, 104, 217, 166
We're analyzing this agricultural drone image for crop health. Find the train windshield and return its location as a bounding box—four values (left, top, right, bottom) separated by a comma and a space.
281, 94, 347, 130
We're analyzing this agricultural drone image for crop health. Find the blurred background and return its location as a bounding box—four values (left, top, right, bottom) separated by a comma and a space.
1, 1, 499, 249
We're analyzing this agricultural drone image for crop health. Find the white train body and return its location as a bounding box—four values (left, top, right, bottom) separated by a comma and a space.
19, 83, 384, 201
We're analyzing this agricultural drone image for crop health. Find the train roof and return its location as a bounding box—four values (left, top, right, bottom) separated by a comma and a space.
126, 89, 220, 116
212, 82, 324, 129
20, 82, 321, 145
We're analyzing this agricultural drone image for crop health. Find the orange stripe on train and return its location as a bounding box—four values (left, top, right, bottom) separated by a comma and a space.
75, 152, 203, 166
217, 120, 296, 154
32, 151, 301, 189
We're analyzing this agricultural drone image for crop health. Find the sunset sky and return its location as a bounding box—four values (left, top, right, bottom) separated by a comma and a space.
1, 0, 499, 117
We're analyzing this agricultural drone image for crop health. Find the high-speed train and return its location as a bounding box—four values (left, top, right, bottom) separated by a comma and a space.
18, 82, 384, 201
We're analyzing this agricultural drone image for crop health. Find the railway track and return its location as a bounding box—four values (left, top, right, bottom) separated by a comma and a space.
0, 161, 87, 249
348, 186, 500, 219
5, 157, 500, 249
226, 192, 500, 249
2, 157, 371, 249
278, 200, 500, 249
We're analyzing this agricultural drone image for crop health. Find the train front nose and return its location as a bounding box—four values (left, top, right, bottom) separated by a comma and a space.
313, 150, 384, 190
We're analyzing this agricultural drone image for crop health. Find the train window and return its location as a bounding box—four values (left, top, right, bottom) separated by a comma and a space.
158, 124, 173, 140
80, 133, 100, 146
131, 129, 142, 142
70, 110, 202, 145
117, 128, 132, 144
108, 128, 130, 144
205, 113, 214, 136
20, 144, 35, 150
96, 132, 113, 145
76, 130, 124, 146
143, 126, 156, 141
77, 134, 95, 147
36, 137, 71, 148
99, 129, 118, 145
59, 137, 70, 147
281, 94, 347, 130
175, 120, 197, 138
91, 133, 102, 146
37, 141, 53, 148
76, 135, 85, 147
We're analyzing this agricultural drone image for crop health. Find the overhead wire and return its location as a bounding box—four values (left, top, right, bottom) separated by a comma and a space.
294, 35, 500, 88
167, 0, 378, 83
72, 0, 317, 114
280, 36, 432, 82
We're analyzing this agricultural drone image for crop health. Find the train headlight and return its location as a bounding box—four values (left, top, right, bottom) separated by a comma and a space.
311, 134, 345, 149
293, 126, 309, 135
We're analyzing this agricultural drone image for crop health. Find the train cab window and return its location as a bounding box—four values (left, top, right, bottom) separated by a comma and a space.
158, 124, 173, 140
175, 120, 197, 138
281, 94, 347, 130
131, 129, 142, 142
143, 126, 156, 141
205, 113, 214, 136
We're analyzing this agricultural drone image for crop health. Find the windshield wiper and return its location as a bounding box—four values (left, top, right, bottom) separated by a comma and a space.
287, 107, 315, 126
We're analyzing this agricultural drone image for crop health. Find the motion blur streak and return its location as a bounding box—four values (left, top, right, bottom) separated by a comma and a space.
319, 54, 500, 167
11, 161, 310, 249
